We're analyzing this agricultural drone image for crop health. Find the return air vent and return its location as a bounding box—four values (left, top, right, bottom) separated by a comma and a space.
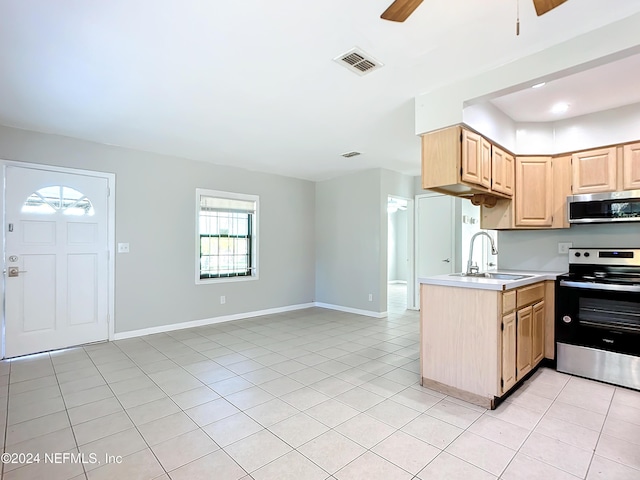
333, 48, 383, 76
341, 151, 362, 158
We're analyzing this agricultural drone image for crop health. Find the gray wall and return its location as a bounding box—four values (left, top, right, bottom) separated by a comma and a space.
315, 169, 382, 312
0, 125, 316, 333
498, 224, 640, 272
315, 168, 415, 314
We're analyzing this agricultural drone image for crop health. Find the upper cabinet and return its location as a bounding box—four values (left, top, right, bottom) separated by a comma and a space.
481, 156, 571, 230
461, 130, 491, 189
572, 147, 617, 194
623, 142, 640, 190
492, 146, 515, 196
423, 124, 640, 230
514, 157, 553, 227
571, 143, 640, 194
422, 126, 512, 199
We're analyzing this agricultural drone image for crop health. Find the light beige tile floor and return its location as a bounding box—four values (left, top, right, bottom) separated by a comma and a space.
0, 286, 638, 479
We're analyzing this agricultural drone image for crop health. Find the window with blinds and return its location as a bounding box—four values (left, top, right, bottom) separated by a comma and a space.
196, 189, 258, 282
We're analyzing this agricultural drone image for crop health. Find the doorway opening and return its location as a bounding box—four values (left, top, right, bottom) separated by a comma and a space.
387, 196, 411, 314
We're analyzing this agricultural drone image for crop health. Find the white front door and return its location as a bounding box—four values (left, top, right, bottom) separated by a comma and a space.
5, 166, 109, 357
415, 194, 455, 306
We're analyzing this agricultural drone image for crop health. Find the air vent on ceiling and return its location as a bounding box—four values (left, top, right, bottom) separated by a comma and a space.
333, 47, 383, 76
341, 151, 362, 158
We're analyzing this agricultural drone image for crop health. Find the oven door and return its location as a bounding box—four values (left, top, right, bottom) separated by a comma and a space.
556, 279, 640, 356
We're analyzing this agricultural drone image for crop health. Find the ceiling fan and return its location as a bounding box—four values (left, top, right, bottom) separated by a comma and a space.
381, 0, 569, 22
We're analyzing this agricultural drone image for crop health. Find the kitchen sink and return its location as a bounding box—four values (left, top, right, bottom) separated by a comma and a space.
449, 272, 533, 281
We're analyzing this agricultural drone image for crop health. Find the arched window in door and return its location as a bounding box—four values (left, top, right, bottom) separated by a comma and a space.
22, 186, 95, 216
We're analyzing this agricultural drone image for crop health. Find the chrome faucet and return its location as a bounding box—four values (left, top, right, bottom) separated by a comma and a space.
466, 231, 498, 275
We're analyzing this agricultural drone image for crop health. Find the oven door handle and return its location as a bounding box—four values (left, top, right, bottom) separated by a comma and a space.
559, 280, 640, 292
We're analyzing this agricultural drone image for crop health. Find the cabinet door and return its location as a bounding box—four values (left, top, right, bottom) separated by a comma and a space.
492, 147, 514, 196
501, 312, 517, 394
516, 306, 533, 380
515, 157, 553, 227
623, 142, 640, 190
532, 300, 545, 366
461, 130, 490, 188
481, 137, 492, 189
572, 147, 617, 194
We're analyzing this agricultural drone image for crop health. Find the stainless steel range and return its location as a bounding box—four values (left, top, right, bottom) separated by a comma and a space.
556, 248, 640, 390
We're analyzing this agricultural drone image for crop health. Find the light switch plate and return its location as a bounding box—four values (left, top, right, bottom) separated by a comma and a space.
558, 242, 572, 254
117, 242, 130, 253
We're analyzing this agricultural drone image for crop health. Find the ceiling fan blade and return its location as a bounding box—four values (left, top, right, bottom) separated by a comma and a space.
532, 0, 569, 16
381, 0, 424, 22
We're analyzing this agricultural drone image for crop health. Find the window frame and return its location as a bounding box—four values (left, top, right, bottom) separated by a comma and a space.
195, 188, 259, 285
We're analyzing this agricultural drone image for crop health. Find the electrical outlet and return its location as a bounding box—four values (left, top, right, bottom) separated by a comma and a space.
368, 293, 373, 302
558, 242, 572, 254
117, 242, 130, 253
220, 295, 226, 304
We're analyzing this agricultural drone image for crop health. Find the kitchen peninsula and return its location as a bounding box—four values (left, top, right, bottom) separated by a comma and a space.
419, 272, 560, 409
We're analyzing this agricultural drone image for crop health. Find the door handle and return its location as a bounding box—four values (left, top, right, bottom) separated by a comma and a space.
7, 267, 27, 277
442, 258, 450, 263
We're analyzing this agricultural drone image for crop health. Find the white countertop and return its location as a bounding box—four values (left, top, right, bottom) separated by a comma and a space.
418, 270, 564, 291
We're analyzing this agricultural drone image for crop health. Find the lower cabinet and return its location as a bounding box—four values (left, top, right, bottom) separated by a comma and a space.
501, 283, 545, 395
501, 312, 517, 393
516, 305, 533, 379
420, 280, 553, 408
532, 301, 545, 366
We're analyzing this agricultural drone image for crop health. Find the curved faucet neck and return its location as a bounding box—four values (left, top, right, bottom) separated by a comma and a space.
466, 231, 497, 274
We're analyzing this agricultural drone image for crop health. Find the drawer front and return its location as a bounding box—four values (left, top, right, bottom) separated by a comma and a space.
516, 282, 544, 308
502, 290, 516, 314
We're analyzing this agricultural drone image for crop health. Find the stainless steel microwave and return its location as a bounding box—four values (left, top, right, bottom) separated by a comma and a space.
568, 190, 640, 224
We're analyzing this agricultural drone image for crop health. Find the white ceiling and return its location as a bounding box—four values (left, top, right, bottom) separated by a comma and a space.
490, 52, 640, 122
1, 0, 640, 181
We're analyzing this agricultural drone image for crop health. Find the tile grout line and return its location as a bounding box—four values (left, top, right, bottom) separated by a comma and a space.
583, 385, 617, 479
50, 352, 90, 480
1, 360, 12, 480
80, 343, 171, 478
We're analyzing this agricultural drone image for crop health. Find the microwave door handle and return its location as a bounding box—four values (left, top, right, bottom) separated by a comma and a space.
559, 280, 640, 293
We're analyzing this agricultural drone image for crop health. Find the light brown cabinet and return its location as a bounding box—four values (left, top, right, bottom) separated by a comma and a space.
421, 280, 550, 408
532, 300, 545, 366
623, 142, 640, 190
461, 130, 491, 189
516, 306, 533, 379
492, 146, 515, 196
572, 147, 617, 194
515, 157, 553, 227
481, 156, 571, 230
421, 126, 512, 198
500, 282, 545, 395
422, 124, 640, 230
501, 311, 516, 393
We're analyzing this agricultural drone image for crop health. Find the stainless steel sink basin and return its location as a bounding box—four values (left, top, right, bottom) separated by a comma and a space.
449, 272, 533, 281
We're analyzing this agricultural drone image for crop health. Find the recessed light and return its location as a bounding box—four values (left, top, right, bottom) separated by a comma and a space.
551, 102, 570, 114
531, 82, 546, 89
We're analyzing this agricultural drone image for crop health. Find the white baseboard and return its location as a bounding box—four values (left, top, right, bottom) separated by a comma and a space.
388, 280, 408, 285
112, 303, 315, 340
314, 302, 388, 318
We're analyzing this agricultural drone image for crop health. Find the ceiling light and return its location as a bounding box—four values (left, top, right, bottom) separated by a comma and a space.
551, 102, 570, 114
341, 151, 362, 158
531, 82, 546, 89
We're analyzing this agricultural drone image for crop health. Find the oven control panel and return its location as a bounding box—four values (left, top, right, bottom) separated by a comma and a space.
569, 248, 640, 266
